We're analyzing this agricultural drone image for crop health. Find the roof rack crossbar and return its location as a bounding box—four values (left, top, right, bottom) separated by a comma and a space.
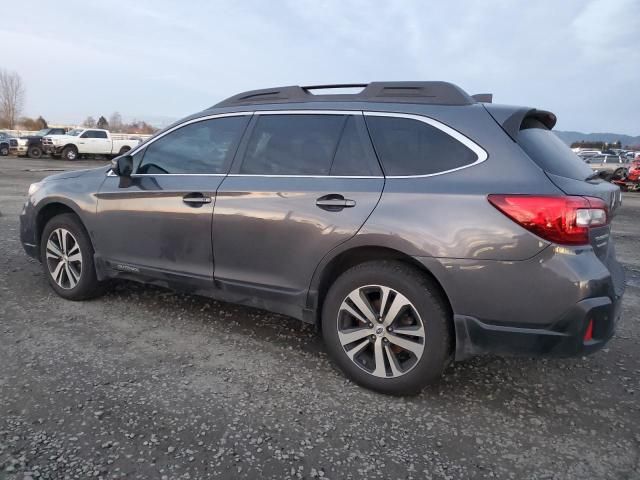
213, 81, 476, 108
302, 84, 368, 91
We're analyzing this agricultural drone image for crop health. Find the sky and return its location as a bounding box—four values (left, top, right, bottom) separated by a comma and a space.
1, 0, 639, 133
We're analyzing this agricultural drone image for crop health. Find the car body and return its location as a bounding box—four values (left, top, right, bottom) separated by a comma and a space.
16, 127, 69, 158
42, 128, 141, 160
575, 149, 601, 158
19, 81, 625, 394
583, 154, 629, 179
0, 131, 14, 156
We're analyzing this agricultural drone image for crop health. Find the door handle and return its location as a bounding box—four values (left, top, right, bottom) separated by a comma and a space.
316, 194, 356, 211
182, 193, 212, 206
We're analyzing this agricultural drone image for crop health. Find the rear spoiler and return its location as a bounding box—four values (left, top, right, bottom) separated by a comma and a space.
483, 104, 557, 141
472, 93, 493, 103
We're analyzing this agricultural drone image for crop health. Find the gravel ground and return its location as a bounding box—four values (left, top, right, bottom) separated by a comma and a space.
1, 157, 639, 480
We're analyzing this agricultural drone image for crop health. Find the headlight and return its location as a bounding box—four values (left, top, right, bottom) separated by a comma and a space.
28, 182, 43, 196
18, 139, 28, 146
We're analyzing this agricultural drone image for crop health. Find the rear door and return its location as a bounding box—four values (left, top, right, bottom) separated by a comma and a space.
212, 111, 384, 307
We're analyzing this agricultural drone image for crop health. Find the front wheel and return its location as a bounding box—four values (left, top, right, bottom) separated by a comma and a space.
61, 146, 78, 161
40, 213, 104, 300
0, 144, 8, 156
322, 261, 452, 395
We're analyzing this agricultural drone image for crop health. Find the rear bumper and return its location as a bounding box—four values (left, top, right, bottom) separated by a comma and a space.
414, 243, 625, 361
454, 295, 622, 360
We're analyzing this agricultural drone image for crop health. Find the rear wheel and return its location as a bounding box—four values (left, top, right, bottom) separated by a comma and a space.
61, 146, 78, 161
322, 261, 452, 395
0, 144, 8, 156
40, 213, 104, 300
28, 146, 43, 158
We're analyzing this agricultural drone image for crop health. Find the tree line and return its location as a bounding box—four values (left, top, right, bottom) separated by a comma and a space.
0, 69, 157, 134
82, 113, 157, 135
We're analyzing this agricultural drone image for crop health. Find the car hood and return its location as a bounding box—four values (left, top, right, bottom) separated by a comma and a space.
43, 165, 111, 182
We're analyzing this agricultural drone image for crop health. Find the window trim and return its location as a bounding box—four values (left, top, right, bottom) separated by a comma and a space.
109, 110, 487, 179
363, 111, 488, 178
130, 112, 251, 177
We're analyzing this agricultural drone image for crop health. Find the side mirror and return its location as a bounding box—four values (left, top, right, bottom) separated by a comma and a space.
112, 155, 133, 177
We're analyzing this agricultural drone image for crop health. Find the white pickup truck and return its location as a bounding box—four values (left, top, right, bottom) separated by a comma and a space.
42, 128, 141, 160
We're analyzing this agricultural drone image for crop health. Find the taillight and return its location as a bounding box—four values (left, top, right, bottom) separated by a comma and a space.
487, 195, 608, 245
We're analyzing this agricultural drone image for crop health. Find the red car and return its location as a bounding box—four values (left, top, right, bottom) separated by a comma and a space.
629, 160, 640, 182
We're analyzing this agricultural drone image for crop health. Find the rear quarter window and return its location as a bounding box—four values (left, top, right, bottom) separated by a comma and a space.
518, 120, 594, 180
365, 115, 479, 176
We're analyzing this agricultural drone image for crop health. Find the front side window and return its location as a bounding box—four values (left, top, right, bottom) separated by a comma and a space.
365, 116, 478, 176
137, 116, 249, 175
240, 114, 345, 175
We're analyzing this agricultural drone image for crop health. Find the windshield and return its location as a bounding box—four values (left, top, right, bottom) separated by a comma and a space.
518, 126, 594, 181
35, 129, 50, 136
66, 129, 83, 136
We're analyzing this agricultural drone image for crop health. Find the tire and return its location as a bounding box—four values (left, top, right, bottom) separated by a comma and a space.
61, 146, 78, 161
322, 260, 452, 395
40, 213, 104, 300
612, 168, 626, 180
28, 146, 43, 158
0, 144, 8, 156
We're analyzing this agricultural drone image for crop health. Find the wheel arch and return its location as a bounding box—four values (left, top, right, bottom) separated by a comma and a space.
35, 200, 87, 258
308, 245, 453, 329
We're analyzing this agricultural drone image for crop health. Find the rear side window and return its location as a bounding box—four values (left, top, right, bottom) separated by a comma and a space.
365, 116, 478, 176
94, 131, 108, 139
138, 116, 248, 174
518, 120, 594, 180
240, 114, 344, 175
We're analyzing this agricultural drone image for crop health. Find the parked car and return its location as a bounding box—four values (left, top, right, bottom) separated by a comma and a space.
20, 81, 624, 395
42, 128, 141, 160
15, 127, 69, 158
0, 131, 13, 156
583, 154, 629, 180
576, 150, 601, 158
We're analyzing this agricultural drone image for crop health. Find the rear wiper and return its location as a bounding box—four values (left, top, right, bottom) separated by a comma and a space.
585, 171, 601, 181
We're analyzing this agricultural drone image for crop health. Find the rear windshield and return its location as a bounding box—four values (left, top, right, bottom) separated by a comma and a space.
518, 121, 594, 180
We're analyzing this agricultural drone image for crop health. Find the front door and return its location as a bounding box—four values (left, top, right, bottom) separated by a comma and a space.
94, 114, 250, 286
212, 112, 384, 309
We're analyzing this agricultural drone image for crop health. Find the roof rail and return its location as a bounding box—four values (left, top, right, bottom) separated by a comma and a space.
212, 81, 475, 108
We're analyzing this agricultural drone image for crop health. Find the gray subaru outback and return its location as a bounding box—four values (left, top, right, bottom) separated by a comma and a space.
20, 82, 625, 394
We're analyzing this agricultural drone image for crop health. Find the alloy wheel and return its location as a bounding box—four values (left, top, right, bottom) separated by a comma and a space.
337, 285, 425, 378
45, 228, 83, 289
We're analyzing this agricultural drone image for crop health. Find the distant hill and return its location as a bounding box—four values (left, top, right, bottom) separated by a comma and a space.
555, 131, 640, 148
